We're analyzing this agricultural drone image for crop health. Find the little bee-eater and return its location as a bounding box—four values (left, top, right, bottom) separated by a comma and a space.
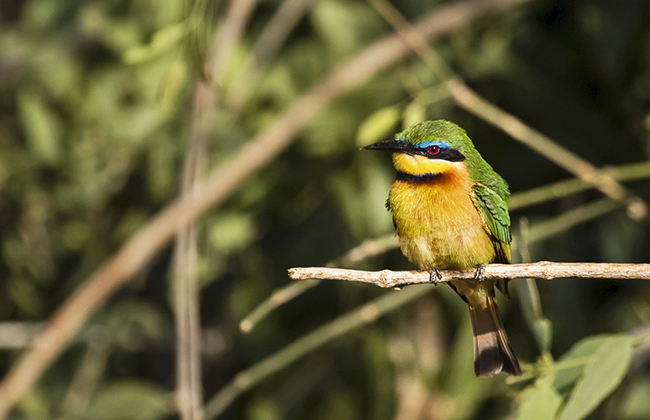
363, 119, 521, 376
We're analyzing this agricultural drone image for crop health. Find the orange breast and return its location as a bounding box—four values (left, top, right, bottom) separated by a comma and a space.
388, 164, 495, 270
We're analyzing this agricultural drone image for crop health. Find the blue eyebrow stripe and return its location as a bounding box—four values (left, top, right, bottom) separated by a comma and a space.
417, 140, 451, 149
395, 138, 451, 149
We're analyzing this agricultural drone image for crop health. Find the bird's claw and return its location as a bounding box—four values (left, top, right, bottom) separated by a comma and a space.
474, 265, 486, 282
429, 269, 442, 285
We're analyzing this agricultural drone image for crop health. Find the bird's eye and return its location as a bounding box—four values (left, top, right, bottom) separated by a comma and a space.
428, 145, 440, 155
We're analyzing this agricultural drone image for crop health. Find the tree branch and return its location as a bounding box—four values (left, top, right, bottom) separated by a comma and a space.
288, 263, 650, 288
509, 161, 650, 210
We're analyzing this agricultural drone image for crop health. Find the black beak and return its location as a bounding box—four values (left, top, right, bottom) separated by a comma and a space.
360, 140, 412, 153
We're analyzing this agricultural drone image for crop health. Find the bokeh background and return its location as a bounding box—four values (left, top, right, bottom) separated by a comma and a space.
1, 0, 650, 419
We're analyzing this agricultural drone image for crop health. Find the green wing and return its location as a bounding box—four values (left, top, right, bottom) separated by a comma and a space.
472, 183, 511, 264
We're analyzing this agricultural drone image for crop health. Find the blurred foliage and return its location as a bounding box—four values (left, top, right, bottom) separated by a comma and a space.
0, 0, 650, 419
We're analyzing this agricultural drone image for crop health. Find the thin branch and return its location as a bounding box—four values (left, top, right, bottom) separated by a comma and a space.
517, 218, 552, 357
207, 0, 258, 86
525, 198, 624, 243
0, 322, 228, 356
228, 0, 315, 110
239, 234, 398, 333
174, 82, 210, 420
509, 161, 650, 211
0, 0, 534, 416
60, 337, 111, 418
288, 263, 650, 288
249, 0, 312, 69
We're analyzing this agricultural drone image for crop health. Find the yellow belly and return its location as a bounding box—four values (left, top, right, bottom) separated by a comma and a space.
388, 168, 495, 271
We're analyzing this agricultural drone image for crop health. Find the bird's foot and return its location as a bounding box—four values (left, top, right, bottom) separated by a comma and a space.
429, 269, 442, 285
474, 265, 486, 282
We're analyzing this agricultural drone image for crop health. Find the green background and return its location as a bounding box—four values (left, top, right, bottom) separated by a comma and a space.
1, 0, 649, 419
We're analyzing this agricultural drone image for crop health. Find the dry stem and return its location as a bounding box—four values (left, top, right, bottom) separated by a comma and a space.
288, 263, 650, 288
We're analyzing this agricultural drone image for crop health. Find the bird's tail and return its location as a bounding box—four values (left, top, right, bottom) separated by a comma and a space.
468, 294, 521, 376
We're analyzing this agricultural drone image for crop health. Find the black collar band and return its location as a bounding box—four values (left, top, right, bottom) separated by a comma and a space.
396, 171, 439, 183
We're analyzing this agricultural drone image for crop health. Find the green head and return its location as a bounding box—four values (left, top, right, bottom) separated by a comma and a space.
362, 119, 509, 199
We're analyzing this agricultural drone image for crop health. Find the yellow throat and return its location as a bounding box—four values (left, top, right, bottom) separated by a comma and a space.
388, 154, 495, 271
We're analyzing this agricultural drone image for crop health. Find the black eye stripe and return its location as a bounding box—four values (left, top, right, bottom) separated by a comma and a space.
412, 146, 465, 162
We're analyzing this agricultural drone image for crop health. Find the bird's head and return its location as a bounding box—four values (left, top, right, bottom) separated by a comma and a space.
362, 120, 479, 177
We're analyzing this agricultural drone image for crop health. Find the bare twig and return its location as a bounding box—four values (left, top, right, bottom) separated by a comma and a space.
0, 322, 227, 355
0, 0, 535, 416
229, 0, 316, 110
0, 323, 46, 348
517, 218, 552, 356
288, 263, 650, 288
525, 198, 624, 242
208, 0, 258, 85
509, 161, 650, 210
60, 336, 111, 418
239, 234, 398, 333
174, 82, 211, 420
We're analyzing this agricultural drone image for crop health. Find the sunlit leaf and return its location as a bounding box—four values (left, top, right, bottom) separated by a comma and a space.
311, 0, 385, 57
209, 212, 256, 253
553, 334, 612, 392
533, 317, 553, 353
124, 23, 186, 64
402, 101, 427, 128
356, 106, 400, 147
17, 89, 62, 166
517, 378, 562, 420
558, 335, 634, 420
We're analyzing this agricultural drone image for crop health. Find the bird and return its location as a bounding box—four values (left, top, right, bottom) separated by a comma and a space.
362, 119, 521, 376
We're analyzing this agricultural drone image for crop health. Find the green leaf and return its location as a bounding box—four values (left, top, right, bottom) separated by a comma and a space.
517, 378, 562, 420
356, 106, 400, 147
303, 106, 357, 156
209, 212, 256, 253
105, 299, 166, 341
83, 380, 173, 420
124, 23, 186, 64
17, 89, 62, 165
515, 277, 552, 352
311, 0, 386, 57
558, 335, 634, 420
402, 101, 426, 128
533, 317, 553, 353
8, 277, 43, 317
553, 335, 613, 391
